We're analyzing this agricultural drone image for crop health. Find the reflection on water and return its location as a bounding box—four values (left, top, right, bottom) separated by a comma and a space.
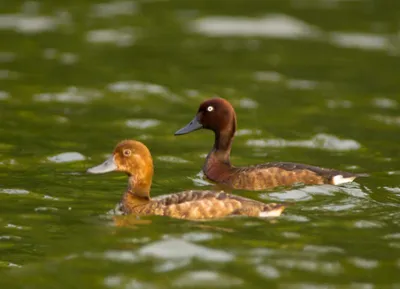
0, 15, 58, 34
47, 152, 86, 163
191, 13, 397, 54
0, 0, 400, 288
139, 238, 234, 262
33, 87, 102, 103
191, 14, 321, 39
126, 119, 161, 129
247, 133, 361, 151
0, 189, 30, 195
86, 28, 136, 46
173, 271, 244, 287
90, 1, 138, 18
330, 32, 391, 51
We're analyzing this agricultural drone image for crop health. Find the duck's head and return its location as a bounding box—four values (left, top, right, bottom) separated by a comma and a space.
87, 140, 153, 181
175, 97, 236, 136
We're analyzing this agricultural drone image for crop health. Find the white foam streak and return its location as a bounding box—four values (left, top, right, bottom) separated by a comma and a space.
191, 14, 321, 39
247, 133, 360, 151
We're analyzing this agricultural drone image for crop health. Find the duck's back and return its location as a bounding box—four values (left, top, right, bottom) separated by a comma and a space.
229, 162, 363, 190
150, 190, 284, 219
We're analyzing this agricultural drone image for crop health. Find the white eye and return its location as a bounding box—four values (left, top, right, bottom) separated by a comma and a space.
207, 106, 214, 112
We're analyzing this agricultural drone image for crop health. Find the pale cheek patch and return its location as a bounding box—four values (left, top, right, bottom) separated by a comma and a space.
332, 175, 356, 185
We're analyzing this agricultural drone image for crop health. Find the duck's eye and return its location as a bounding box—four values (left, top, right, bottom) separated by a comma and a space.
207, 106, 214, 112
123, 149, 131, 157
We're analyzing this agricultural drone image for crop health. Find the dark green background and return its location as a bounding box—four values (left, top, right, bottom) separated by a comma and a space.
1, 0, 399, 288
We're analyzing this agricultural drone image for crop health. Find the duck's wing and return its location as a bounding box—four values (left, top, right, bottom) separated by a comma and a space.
233, 162, 367, 188
153, 191, 285, 220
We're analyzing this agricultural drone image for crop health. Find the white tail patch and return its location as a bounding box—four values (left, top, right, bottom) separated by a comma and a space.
259, 207, 284, 218
332, 175, 356, 185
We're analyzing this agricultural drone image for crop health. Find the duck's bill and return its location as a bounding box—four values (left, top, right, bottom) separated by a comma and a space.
174, 116, 203, 135
87, 156, 117, 174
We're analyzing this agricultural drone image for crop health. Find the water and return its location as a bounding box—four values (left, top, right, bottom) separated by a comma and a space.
1, 0, 400, 288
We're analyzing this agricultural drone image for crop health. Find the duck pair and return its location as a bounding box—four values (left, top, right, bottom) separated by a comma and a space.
87, 98, 366, 220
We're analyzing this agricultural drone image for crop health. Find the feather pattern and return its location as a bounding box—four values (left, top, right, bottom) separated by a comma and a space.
119, 190, 285, 220
175, 97, 367, 191
88, 140, 287, 220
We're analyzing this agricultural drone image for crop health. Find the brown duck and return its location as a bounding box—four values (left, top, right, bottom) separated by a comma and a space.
175, 97, 367, 191
86, 140, 286, 220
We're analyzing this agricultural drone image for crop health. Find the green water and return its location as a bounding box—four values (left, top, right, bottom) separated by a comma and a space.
1, 0, 400, 288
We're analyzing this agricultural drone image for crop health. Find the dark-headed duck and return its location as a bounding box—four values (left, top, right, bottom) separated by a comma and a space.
175, 97, 367, 191
87, 140, 286, 220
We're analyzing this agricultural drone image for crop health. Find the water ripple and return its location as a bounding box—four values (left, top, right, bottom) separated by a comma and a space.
190, 14, 321, 39
239, 98, 258, 109
326, 99, 353, 109
107, 81, 182, 102
0, 69, 20, 79
126, 119, 160, 129
173, 271, 243, 287
349, 257, 379, 269
236, 129, 261, 137
91, 1, 138, 18
181, 232, 220, 242
86, 28, 136, 47
123, 237, 151, 244
47, 152, 86, 163
353, 220, 384, 229
0, 52, 16, 63
372, 115, 400, 126
267, 184, 366, 203
0, 235, 22, 240
383, 233, 400, 240
0, 14, 58, 34
276, 259, 343, 275
0, 159, 17, 166
0, 91, 10, 100
283, 215, 310, 223
303, 245, 345, 255
138, 238, 234, 262
5, 224, 25, 230
154, 259, 190, 273
281, 231, 302, 239
247, 133, 361, 151
42, 49, 79, 65
103, 250, 138, 263
287, 79, 319, 90
0, 188, 29, 195
254, 71, 282, 82
383, 187, 400, 194
108, 81, 167, 94
104, 275, 156, 289
372, 98, 398, 109
33, 87, 102, 103
157, 156, 189, 164
256, 264, 281, 279
330, 32, 391, 52
34, 207, 58, 212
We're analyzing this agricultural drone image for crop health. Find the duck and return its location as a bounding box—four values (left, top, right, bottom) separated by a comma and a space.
174, 97, 367, 191
86, 140, 286, 220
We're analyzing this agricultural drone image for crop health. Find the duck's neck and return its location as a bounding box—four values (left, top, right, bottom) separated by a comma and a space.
211, 116, 236, 164
128, 172, 152, 196
119, 174, 152, 214
126, 162, 153, 200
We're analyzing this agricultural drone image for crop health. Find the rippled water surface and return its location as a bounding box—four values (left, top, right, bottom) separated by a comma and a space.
1, 0, 400, 288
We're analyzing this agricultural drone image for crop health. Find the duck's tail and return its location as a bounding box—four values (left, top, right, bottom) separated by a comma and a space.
331, 172, 369, 185
259, 203, 287, 218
